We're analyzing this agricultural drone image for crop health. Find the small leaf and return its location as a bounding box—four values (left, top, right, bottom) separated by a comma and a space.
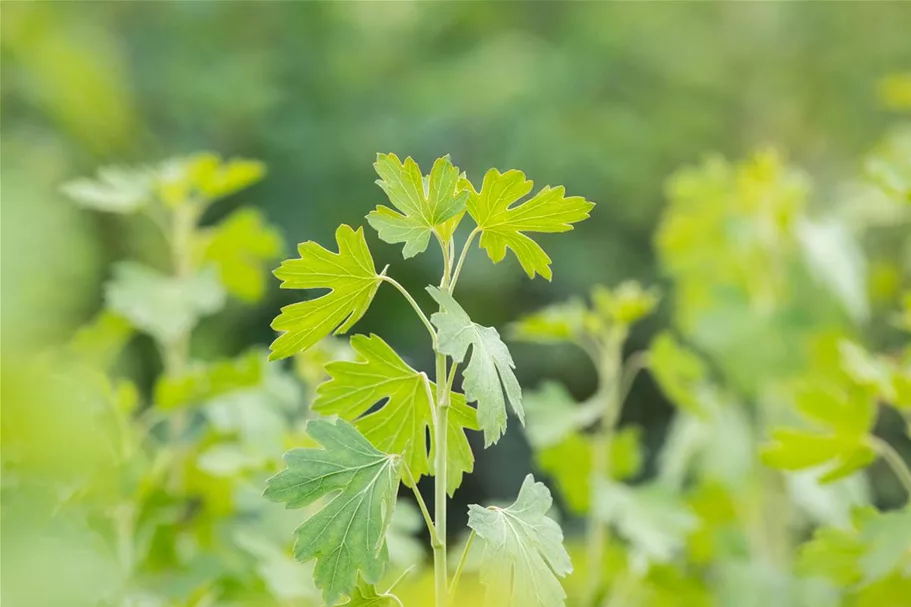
270, 225, 382, 360
427, 286, 523, 446
594, 480, 698, 569
264, 418, 401, 605
202, 208, 284, 302
509, 299, 588, 344
522, 381, 600, 449
68, 310, 134, 370
313, 334, 479, 495
154, 349, 266, 410
158, 152, 265, 207
60, 165, 154, 213
342, 580, 401, 607
467, 474, 572, 607
464, 168, 594, 280
649, 333, 709, 416
367, 153, 468, 258
591, 281, 660, 327
105, 262, 225, 344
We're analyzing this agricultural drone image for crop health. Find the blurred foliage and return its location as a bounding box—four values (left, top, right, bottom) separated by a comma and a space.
3, 2, 911, 607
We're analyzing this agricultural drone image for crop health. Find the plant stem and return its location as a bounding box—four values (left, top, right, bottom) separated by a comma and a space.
433, 244, 454, 607
449, 228, 478, 293
587, 333, 624, 604
403, 461, 441, 548
873, 436, 911, 499
381, 275, 438, 344
448, 529, 476, 600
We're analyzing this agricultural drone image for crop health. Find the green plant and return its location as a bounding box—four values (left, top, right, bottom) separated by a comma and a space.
263, 153, 594, 606
45, 152, 333, 606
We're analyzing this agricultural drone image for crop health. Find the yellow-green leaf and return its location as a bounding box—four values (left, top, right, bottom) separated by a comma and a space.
270, 225, 381, 360
154, 349, 266, 410
367, 153, 468, 258
464, 168, 594, 280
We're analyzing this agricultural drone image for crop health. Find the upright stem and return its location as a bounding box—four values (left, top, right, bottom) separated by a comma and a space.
433, 240, 454, 607
587, 332, 624, 604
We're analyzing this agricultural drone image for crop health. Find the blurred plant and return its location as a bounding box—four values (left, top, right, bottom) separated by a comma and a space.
0, 152, 341, 606
262, 153, 593, 606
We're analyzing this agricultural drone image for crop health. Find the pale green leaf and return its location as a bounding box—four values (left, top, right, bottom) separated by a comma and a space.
105, 261, 225, 344
522, 381, 600, 449
594, 480, 698, 569
153, 349, 266, 410
270, 225, 382, 360
858, 507, 911, 584
342, 579, 401, 607
158, 152, 265, 207
264, 418, 401, 605
67, 310, 134, 369
467, 474, 572, 607
60, 165, 154, 213
509, 299, 588, 345
464, 168, 595, 280
202, 207, 284, 302
427, 286, 523, 446
649, 333, 709, 416
367, 153, 468, 258
313, 333, 479, 495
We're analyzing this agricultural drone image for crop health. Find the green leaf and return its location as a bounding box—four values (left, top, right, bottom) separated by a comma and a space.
313, 333, 479, 495
342, 580, 401, 607
649, 333, 709, 417
594, 480, 698, 568
509, 299, 588, 345
264, 418, 402, 605
427, 286, 523, 446
858, 507, 911, 584
158, 152, 265, 207
67, 310, 134, 370
202, 208, 284, 302
270, 225, 382, 360
60, 164, 154, 213
522, 381, 600, 449
105, 261, 225, 344
467, 474, 572, 607
154, 349, 266, 410
464, 168, 594, 280
367, 153, 468, 258
591, 281, 660, 327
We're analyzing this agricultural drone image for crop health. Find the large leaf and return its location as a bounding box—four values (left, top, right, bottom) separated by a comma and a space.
467, 474, 572, 607
105, 261, 225, 344
264, 418, 401, 605
270, 225, 382, 360
464, 168, 594, 280
202, 208, 284, 302
367, 153, 468, 258
427, 286, 523, 446
313, 333, 479, 495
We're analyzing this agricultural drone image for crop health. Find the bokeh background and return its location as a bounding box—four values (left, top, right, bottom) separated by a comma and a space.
3, 2, 911, 607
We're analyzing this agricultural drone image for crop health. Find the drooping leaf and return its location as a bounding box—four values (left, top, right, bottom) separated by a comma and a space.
467, 474, 572, 607
264, 418, 401, 605
105, 261, 225, 344
367, 153, 468, 258
61, 164, 154, 213
313, 333, 478, 494
649, 333, 709, 417
427, 286, 523, 446
154, 349, 266, 410
464, 168, 594, 280
202, 208, 284, 302
594, 479, 698, 570
270, 225, 382, 360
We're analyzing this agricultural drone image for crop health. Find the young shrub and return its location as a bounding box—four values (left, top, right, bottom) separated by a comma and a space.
263, 153, 594, 606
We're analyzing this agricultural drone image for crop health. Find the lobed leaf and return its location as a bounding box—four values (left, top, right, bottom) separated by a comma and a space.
464, 168, 594, 280
264, 418, 401, 605
467, 474, 572, 607
428, 286, 523, 446
313, 333, 478, 495
270, 225, 381, 360
367, 153, 469, 258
